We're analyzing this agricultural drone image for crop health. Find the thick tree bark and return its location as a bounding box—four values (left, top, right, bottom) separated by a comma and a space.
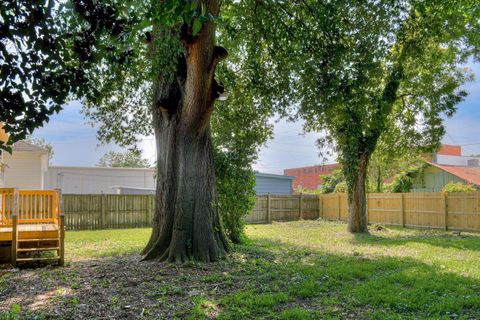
347, 153, 369, 233
142, 0, 229, 263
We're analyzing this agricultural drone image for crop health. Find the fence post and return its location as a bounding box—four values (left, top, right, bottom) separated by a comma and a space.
443, 192, 448, 231
299, 193, 303, 220
59, 213, 65, 266
267, 193, 272, 224
400, 193, 405, 227
337, 193, 341, 221
100, 194, 106, 229
318, 194, 322, 219
11, 189, 19, 267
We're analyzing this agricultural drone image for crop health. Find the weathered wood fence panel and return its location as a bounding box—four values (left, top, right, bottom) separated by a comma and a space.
63, 195, 154, 230
61, 192, 480, 233
245, 196, 268, 224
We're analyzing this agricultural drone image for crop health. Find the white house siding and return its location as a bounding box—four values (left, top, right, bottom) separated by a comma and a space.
412, 165, 466, 192
44, 166, 156, 194
2, 152, 48, 189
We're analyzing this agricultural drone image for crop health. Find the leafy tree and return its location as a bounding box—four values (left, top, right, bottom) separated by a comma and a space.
68, 0, 274, 259
25, 136, 54, 162
78, 2, 273, 247
231, 0, 480, 232
368, 139, 427, 193
0, 0, 273, 261
98, 150, 151, 168
0, 1, 84, 152
68, 0, 235, 262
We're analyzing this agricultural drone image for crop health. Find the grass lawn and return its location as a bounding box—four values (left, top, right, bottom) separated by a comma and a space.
1, 220, 480, 319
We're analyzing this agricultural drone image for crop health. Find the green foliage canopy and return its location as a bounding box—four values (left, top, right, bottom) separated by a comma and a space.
230, 0, 479, 181
0, 1, 85, 151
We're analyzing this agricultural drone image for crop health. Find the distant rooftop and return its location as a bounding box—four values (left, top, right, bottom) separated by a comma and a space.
428, 162, 480, 186
12, 141, 47, 153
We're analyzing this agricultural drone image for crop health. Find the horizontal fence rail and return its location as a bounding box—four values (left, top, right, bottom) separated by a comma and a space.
55, 193, 480, 232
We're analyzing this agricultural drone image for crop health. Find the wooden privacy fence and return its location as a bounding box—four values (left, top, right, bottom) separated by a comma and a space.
61, 193, 480, 232
246, 192, 480, 232
63, 194, 154, 230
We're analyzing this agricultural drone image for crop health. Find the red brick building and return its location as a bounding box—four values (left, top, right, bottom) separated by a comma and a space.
284, 163, 340, 190
437, 144, 462, 156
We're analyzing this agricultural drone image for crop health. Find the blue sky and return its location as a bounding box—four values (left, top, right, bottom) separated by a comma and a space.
34, 63, 480, 173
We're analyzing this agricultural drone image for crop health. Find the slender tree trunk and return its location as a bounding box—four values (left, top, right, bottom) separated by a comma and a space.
142, 0, 229, 263
347, 153, 369, 233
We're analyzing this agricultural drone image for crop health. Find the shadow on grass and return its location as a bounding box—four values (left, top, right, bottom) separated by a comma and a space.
351, 226, 480, 252
1, 236, 480, 319
211, 237, 480, 319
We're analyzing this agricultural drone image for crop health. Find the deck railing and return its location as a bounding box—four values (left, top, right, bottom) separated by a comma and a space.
0, 189, 61, 226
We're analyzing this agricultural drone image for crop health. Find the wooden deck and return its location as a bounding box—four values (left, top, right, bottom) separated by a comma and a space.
0, 224, 60, 241
0, 189, 64, 266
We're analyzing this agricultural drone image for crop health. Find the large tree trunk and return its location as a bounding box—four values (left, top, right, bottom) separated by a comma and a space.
347, 153, 369, 233
142, 0, 229, 263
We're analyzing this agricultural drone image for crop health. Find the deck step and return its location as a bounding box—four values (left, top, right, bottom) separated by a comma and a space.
17, 247, 60, 252
18, 238, 59, 242
16, 256, 60, 262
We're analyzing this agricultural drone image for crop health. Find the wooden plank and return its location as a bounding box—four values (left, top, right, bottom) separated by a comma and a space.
299, 193, 303, 220
11, 189, 19, 266
59, 214, 65, 266
318, 194, 322, 218
337, 193, 341, 220
267, 194, 271, 224
443, 193, 448, 231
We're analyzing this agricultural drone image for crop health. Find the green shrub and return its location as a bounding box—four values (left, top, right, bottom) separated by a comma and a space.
442, 182, 477, 193
387, 164, 426, 193
333, 181, 347, 193
320, 169, 344, 194
215, 150, 256, 244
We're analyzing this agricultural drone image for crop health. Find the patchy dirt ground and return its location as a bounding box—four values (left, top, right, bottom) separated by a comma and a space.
0, 254, 238, 319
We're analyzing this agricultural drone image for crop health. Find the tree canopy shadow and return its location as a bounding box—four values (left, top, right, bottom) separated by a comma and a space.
1, 235, 479, 319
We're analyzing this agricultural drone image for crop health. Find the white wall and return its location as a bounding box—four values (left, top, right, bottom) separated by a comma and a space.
45, 166, 156, 194
435, 155, 480, 166
436, 155, 468, 166
2, 151, 47, 189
